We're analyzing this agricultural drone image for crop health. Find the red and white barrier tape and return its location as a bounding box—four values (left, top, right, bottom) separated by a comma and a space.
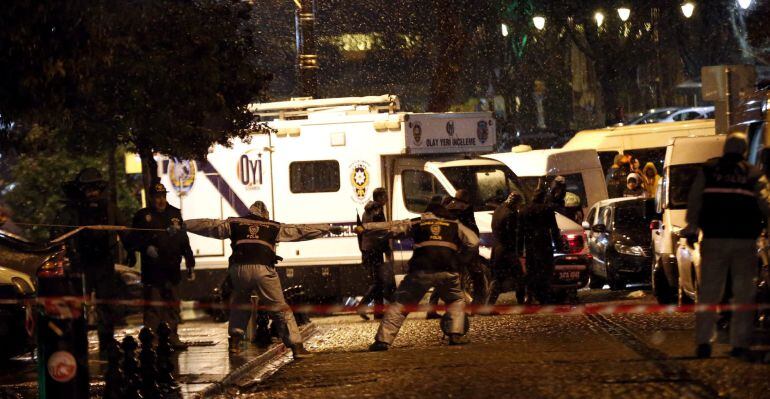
2, 296, 770, 316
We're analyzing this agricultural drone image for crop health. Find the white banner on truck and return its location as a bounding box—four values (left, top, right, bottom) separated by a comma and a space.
405, 112, 496, 154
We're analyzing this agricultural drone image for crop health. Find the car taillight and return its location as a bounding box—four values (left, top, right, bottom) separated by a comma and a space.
38, 253, 69, 278
562, 233, 585, 254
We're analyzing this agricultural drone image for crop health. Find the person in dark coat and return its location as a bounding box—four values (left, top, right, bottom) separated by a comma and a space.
489, 192, 526, 305
521, 188, 562, 304
127, 182, 195, 349
357, 188, 396, 320
606, 155, 630, 198
53, 168, 121, 353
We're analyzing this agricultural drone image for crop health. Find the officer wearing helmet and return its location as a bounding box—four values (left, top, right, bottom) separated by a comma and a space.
127, 182, 195, 349
684, 132, 770, 360
185, 201, 344, 357
357, 201, 479, 351
53, 168, 121, 353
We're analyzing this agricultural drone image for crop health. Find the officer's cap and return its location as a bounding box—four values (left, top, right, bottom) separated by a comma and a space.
150, 183, 168, 196
74, 168, 107, 190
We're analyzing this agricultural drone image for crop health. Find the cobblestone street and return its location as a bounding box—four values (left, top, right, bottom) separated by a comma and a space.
221, 290, 770, 399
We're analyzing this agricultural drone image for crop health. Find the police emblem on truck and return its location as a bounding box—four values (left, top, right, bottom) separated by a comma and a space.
350, 161, 371, 203
477, 120, 490, 144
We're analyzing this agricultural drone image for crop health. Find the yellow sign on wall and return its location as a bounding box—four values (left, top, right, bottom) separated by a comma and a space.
124, 152, 142, 174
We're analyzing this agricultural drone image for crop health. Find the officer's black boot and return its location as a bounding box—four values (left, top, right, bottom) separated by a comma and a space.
368, 341, 390, 352
448, 334, 470, 346
228, 333, 243, 354
290, 343, 314, 359
696, 343, 711, 359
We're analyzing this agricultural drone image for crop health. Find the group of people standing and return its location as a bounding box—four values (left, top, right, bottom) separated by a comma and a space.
606, 154, 661, 199
55, 169, 195, 353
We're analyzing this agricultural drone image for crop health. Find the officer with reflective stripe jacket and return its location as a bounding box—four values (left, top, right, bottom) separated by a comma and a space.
186, 201, 344, 358
684, 132, 770, 361
357, 202, 479, 351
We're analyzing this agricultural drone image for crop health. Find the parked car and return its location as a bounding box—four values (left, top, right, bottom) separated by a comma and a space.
0, 228, 142, 360
625, 107, 680, 125
0, 229, 67, 360
658, 106, 714, 123
584, 198, 659, 290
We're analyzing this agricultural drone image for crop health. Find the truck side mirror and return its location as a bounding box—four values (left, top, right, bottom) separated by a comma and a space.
591, 224, 607, 234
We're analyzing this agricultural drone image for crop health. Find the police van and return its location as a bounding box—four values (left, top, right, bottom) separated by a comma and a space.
157, 95, 586, 301
563, 119, 716, 173
156, 95, 496, 300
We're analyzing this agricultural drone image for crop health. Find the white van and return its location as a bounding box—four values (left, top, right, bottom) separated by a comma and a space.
485, 147, 608, 213
564, 119, 716, 173
650, 135, 726, 304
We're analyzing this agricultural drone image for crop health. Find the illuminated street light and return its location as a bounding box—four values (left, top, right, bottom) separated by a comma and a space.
617, 7, 631, 21
681, 2, 695, 18
594, 11, 605, 27
738, 0, 752, 9
501, 23, 509, 37
533, 16, 545, 30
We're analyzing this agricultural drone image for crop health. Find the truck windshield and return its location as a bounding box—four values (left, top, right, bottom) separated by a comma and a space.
667, 164, 702, 209
439, 164, 527, 211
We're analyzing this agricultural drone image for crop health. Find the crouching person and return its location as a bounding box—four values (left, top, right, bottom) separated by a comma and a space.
357, 202, 479, 351
186, 201, 343, 358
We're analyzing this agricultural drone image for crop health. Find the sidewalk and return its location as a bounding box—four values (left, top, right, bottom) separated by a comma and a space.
0, 317, 316, 398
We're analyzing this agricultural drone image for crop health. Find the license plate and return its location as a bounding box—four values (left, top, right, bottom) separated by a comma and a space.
558, 271, 581, 280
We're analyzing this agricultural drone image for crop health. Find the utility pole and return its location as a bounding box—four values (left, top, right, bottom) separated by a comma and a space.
295, 0, 318, 98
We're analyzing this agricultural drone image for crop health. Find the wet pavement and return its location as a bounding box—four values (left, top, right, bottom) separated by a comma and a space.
0, 317, 284, 398
214, 289, 770, 399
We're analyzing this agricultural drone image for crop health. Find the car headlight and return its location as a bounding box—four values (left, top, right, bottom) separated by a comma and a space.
11, 277, 34, 295
614, 242, 645, 256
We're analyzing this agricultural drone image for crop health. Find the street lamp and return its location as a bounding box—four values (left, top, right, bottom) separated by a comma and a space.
594, 11, 605, 27
533, 16, 545, 30
681, 2, 695, 18
617, 7, 631, 21
501, 23, 509, 37
738, 0, 752, 9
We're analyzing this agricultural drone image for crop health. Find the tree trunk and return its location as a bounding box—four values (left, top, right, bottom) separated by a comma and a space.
106, 142, 118, 226
426, 0, 472, 112
138, 147, 158, 200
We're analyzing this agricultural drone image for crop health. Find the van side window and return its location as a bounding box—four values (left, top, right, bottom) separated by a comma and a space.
586, 207, 597, 225
624, 147, 666, 173
402, 170, 448, 213
289, 160, 340, 193
598, 151, 619, 174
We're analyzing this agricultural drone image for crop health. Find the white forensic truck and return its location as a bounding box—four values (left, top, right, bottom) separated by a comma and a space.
157, 95, 588, 302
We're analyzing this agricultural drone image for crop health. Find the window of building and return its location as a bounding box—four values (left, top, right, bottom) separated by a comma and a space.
289, 160, 340, 193
402, 170, 448, 213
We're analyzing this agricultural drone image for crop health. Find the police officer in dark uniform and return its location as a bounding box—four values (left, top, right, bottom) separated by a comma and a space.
426, 190, 487, 318
128, 182, 195, 349
186, 201, 343, 357
54, 168, 120, 353
521, 188, 562, 304
357, 187, 396, 320
684, 133, 770, 360
489, 192, 526, 305
359, 202, 479, 351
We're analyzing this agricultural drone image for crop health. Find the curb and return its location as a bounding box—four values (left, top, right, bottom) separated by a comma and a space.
192, 322, 318, 398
